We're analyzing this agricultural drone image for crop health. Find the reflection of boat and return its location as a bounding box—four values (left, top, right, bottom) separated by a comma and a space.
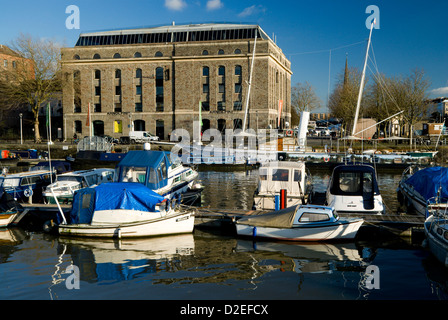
326, 164, 385, 215
42, 168, 114, 204
115, 148, 201, 204
397, 166, 448, 216
424, 207, 448, 268
57, 182, 195, 238
235, 204, 363, 241
252, 161, 312, 210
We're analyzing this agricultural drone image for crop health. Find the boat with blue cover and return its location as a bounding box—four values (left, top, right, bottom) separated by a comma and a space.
56, 182, 195, 238
115, 149, 201, 204
397, 166, 448, 216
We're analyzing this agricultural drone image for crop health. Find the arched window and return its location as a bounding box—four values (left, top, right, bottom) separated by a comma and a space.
202, 66, 209, 77
155, 51, 163, 57
73, 54, 80, 60
218, 49, 224, 55
136, 68, 142, 78
113, 53, 121, 59
93, 53, 101, 59
234, 49, 241, 54
235, 65, 242, 75
94, 70, 101, 79
134, 52, 142, 58
202, 50, 208, 55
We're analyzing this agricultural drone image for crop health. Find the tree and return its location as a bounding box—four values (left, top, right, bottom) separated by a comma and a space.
0, 34, 62, 142
291, 82, 321, 114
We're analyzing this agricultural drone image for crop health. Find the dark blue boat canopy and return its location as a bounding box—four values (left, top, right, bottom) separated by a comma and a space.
405, 166, 448, 202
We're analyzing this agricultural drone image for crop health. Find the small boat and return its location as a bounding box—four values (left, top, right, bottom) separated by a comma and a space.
115, 148, 201, 203
326, 164, 385, 215
252, 161, 313, 210
0, 169, 54, 203
30, 160, 73, 174
56, 182, 195, 238
42, 168, 115, 204
0, 189, 28, 228
235, 204, 364, 241
397, 166, 448, 216
424, 211, 448, 267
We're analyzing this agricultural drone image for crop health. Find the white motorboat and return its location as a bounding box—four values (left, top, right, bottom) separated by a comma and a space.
424, 212, 448, 268
0, 189, 29, 228
397, 166, 448, 216
235, 204, 364, 241
43, 168, 115, 204
115, 149, 201, 204
252, 161, 313, 210
326, 164, 385, 215
56, 182, 195, 238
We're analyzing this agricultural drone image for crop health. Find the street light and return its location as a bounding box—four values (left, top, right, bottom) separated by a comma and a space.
19, 113, 23, 144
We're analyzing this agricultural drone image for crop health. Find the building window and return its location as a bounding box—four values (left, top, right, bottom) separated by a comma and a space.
74, 70, 81, 113
114, 103, 122, 112
94, 103, 101, 113
234, 83, 242, 94
95, 86, 101, 96
134, 52, 142, 58
113, 53, 121, 59
115, 86, 122, 96
134, 120, 145, 131
233, 119, 243, 129
155, 51, 163, 57
235, 65, 242, 75
233, 101, 242, 111
155, 67, 164, 112
202, 66, 209, 77
74, 120, 82, 134
219, 84, 225, 93
218, 49, 224, 55
218, 119, 226, 133
136, 85, 142, 95
73, 54, 80, 60
218, 66, 225, 76
203, 84, 209, 93
136, 68, 142, 78
135, 103, 142, 112
218, 101, 226, 111
234, 49, 241, 54
202, 50, 208, 55
93, 53, 101, 59
201, 102, 210, 112
94, 70, 101, 79
115, 69, 121, 79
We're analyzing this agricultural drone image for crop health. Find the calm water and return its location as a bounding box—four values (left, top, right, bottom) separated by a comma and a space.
1, 167, 448, 302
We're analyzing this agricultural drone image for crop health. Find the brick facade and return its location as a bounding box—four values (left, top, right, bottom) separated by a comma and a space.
61, 24, 292, 141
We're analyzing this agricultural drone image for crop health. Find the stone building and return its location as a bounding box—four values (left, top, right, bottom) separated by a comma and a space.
61, 23, 292, 140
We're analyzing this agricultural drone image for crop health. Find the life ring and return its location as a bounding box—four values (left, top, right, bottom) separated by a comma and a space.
324, 156, 330, 163
286, 130, 293, 136
24, 187, 33, 198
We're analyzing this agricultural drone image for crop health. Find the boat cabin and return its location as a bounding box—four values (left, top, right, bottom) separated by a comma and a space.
0, 170, 54, 201
328, 164, 380, 210
257, 161, 309, 197
116, 150, 176, 190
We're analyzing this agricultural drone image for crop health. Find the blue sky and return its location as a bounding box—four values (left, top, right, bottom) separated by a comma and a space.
1, 0, 447, 112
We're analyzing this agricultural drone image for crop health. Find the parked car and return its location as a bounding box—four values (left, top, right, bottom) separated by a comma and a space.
122, 131, 160, 144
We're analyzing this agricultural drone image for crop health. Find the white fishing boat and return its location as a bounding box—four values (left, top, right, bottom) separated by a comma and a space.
235, 204, 364, 241
252, 161, 312, 210
424, 210, 448, 268
57, 182, 195, 238
397, 166, 448, 216
326, 164, 385, 215
115, 148, 201, 204
42, 168, 115, 204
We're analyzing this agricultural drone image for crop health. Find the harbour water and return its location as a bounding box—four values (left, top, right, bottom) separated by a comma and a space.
1, 167, 448, 303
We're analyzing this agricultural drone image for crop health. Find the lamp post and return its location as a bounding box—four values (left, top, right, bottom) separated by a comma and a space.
19, 113, 23, 144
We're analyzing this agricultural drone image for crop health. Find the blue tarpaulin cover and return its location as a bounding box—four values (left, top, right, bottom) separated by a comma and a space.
69, 182, 165, 224
404, 166, 448, 202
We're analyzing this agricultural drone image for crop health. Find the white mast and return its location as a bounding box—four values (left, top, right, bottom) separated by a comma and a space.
242, 30, 257, 132
351, 19, 375, 137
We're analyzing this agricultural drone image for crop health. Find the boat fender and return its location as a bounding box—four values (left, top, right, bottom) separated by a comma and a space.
43, 220, 54, 233
252, 226, 257, 238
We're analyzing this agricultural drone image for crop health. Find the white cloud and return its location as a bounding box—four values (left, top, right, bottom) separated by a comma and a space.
430, 86, 448, 96
165, 0, 187, 11
207, 0, 223, 10
238, 4, 266, 17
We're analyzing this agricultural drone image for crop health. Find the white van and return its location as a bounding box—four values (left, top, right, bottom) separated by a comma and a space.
129, 131, 160, 144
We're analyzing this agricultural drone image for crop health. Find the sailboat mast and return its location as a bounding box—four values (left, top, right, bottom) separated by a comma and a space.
351, 19, 375, 137
242, 30, 257, 132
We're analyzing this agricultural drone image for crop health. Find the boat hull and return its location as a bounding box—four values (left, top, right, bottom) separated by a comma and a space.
424, 216, 448, 267
0, 212, 18, 228
236, 218, 364, 241
58, 210, 195, 238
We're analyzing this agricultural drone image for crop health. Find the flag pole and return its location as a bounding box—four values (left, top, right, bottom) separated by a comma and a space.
46, 102, 53, 183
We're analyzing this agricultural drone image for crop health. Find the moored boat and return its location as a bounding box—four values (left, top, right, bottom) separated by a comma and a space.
424, 212, 448, 267
397, 166, 448, 216
326, 164, 385, 215
235, 204, 364, 241
56, 182, 195, 238
252, 161, 313, 210
42, 168, 115, 204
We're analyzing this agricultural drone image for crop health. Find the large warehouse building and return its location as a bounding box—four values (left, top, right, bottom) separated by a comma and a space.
61, 23, 292, 140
